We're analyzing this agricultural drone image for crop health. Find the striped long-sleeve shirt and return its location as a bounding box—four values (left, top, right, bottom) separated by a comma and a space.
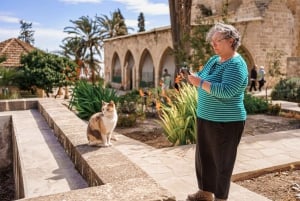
196, 54, 248, 122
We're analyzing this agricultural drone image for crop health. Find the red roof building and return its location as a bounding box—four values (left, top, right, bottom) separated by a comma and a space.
0, 38, 36, 68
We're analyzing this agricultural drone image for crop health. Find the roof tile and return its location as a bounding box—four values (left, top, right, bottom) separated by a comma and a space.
0, 38, 36, 67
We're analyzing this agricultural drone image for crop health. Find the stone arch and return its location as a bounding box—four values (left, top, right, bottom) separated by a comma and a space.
159, 47, 176, 87
111, 52, 122, 84
139, 48, 154, 88
124, 50, 135, 90
238, 45, 255, 84
239, 45, 254, 69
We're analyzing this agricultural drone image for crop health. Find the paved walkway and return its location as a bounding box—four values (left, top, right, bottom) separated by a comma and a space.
113, 100, 300, 201
0, 109, 88, 199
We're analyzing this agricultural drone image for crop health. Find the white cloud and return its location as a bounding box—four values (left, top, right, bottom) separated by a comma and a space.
113, 0, 169, 15
34, 28, 68, 52
0, 15, 20, 24
0, 28, 19, 38
0, 13, 40, 27
125, 19, 137, 30
0, 27, 67, 52
59, 0, 102, 4
125, 19, 153, 33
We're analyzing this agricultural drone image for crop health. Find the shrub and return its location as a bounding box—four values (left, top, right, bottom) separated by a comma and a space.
117, 113, 137, 127
69, 80, 119, 120
157, 82, 197, 146
267, 103, 281, 116
244, 93, 268, 114
271, 78, 300, 102
118, 89, 140, 105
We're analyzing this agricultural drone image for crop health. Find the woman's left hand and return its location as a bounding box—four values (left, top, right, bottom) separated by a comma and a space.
188, 75, 201, 87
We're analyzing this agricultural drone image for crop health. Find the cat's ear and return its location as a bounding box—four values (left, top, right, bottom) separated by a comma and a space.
110, 100, 114, 105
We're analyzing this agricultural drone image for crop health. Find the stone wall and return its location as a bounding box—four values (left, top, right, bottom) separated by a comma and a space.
236, 0, 295, 80
192, 0, 299, 85
104, 27, 174, 89
287, 57, 300, 78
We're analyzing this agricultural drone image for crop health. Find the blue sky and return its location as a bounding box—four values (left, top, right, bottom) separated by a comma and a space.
0, 0, 170, 52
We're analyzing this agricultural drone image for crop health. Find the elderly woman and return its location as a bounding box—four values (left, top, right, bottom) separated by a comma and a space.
187, 23, 248, 201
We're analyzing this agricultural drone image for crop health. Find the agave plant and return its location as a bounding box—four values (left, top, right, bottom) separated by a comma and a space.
69, 80, 119, 120
157, 82, 197, 145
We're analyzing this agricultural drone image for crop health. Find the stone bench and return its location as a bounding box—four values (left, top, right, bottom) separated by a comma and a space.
0, 99, 175, 201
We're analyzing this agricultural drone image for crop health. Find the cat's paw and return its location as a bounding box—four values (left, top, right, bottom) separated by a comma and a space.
111, 135, 118, 141
98, 143, 109, 147
88, 141, 98, 146
108, 142, 113, 146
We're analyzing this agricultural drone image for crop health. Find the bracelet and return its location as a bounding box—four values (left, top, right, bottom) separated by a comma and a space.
200, 79, 205, 88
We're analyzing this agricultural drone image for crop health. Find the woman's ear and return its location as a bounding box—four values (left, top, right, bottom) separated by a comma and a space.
231, 38, 236, 48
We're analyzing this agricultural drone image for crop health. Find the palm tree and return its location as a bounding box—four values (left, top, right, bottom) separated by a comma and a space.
96, 9, 132, 39
63, 15, 103, 84
60, 37, 85, 75
57, 38, 85, 98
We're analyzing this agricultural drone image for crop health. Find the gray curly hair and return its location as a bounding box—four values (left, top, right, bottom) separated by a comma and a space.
206, 22, 241, 50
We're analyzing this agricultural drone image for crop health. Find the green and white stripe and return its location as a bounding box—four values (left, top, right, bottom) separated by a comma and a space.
196, 54, 248, 122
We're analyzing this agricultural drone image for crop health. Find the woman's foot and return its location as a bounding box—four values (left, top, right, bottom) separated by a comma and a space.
186, 190, 213, 201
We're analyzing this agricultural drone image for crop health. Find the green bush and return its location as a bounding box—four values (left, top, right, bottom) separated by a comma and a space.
271, 78, 300, 102
118, 89, 140, 105
244, 93, 269, 114
69, 80, 119, 120
157, 83, 197, 146
267, 103, 281, 116
117, 113, 137, 127
19, 50, 77, 97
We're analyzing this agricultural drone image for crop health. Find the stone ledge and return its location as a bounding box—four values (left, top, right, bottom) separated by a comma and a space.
0, 98, 38, 112
232, 162, 300, 182
20, 178, 175, 201
0, 98, 176, 200
35, 99, 176, 200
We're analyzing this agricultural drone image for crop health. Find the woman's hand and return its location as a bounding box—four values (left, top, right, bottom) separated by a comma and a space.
188, 74, 200, 87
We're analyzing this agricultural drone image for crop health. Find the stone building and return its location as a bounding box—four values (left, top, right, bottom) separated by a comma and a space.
104, 0, 300, 90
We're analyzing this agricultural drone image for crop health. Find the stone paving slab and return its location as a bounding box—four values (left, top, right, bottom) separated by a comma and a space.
113, 99, 300, 201
114, 128, 300, 201
7, 109, 88, 199
20, 178, 175, 201
233, 130, 300, 182
272, 100, 300, 113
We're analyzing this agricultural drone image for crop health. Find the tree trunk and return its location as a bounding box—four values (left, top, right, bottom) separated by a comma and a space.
64, 86, 69, 99
168, 0, 192, 72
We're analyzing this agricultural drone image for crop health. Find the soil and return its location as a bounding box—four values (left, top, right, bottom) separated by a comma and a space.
115, 114, 300, 149
115, 114, 300, 201
0, 167, 14, 201
236, 169, 300, 201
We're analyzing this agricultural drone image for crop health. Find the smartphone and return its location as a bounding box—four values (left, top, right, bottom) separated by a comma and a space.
180, 68, 191, 76
186, 69, 191, 75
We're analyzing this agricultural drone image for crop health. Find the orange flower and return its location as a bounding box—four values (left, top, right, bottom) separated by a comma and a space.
139, 89, 144, 97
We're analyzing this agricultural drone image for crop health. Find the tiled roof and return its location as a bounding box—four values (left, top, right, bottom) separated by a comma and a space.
0, 38, 36, 67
